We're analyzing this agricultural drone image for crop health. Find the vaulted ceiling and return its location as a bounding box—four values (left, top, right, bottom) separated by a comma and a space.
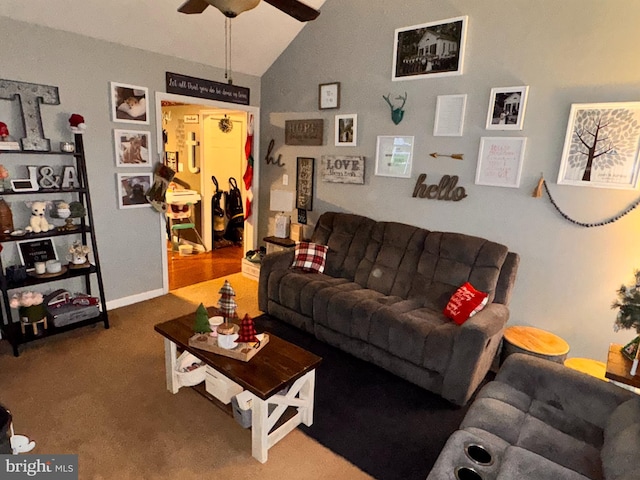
0, 0, 326, 77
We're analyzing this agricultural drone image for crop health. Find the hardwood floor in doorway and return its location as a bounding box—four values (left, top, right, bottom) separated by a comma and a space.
168, 244, 244, 290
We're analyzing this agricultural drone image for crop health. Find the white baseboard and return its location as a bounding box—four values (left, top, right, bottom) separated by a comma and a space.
106, 288, 165, 311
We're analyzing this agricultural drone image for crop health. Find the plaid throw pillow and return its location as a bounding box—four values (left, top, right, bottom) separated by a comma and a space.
291, 242, 328, 273
443, 282, 489, 325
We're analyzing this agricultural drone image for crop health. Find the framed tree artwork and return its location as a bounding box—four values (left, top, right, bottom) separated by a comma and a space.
557, 102, 640, 189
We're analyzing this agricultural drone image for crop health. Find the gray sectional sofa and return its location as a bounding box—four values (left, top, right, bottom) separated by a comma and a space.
258, 212, 519, 406
427, 353, 639, 480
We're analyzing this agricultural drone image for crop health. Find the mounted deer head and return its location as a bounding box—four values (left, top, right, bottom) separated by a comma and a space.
383, 92, 408, 125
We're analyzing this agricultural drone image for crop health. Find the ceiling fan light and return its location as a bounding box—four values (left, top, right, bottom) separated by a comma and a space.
208, 0, 261, 17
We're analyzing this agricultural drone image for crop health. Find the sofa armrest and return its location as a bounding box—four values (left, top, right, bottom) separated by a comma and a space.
496, 353, 634, 428
442, 303, 509, 406
258, 250, 295, 312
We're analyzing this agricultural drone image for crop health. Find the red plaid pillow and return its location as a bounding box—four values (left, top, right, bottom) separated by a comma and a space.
443, 282, 489, 325
291, 242, 328, 273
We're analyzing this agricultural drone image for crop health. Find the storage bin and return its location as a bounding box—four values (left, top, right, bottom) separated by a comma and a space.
204, 366, 243, 404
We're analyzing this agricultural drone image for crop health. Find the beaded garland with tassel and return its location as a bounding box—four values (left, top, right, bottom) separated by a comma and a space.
532, 174, 640, 227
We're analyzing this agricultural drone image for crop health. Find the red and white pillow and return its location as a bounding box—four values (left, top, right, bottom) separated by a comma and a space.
291, 242, 328, 273
443, 282, 489, 325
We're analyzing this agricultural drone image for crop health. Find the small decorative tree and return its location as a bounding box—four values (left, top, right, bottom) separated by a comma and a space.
235, 314, 259, 345
193, 303, 211, 333
217, 280, 238, 322
612, 270, 640, 333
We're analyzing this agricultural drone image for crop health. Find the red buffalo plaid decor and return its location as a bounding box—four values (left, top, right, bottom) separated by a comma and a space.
291, 242, 328, 273
235, 314, 259, 344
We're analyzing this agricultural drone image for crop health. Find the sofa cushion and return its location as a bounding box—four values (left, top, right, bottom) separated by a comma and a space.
602, 398, 640, 480
443, 282, 488, 325
276, 270, 349, 317
369, 306, 457, 374
291, 241, 328, 273
497, 446, 593, 480
408, 232, 509, 308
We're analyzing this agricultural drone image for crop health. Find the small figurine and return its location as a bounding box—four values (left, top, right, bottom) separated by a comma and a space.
24, 200, 54, 233
67, 240, 90, 265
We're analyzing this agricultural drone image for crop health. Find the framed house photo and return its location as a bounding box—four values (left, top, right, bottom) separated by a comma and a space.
557, 102, 640, 190
486, 86, 529, 130
335, 114, 357, 146
117, 173, 152, 209
475, 137, 527, 188
375, 135, 414, 178
110, 81, 149, 124
392, 16, 468, 81
114, 130, 152, 167
319, 82, 340, 109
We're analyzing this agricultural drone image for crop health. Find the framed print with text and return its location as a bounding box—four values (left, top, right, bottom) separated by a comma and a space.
319, 82, 340, 110
475, 137, 527, 188
375, 135, 414, 178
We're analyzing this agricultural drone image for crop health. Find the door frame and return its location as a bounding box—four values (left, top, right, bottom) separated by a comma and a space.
155, 92, 260, 294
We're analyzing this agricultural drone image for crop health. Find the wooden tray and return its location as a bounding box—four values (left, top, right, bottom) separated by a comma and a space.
188, 333, 270, 362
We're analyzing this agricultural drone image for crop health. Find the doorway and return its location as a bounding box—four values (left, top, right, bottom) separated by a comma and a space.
155, 93, 260, 293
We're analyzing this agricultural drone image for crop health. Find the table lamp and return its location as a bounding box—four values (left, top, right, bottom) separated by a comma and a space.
270, 189, 294, 238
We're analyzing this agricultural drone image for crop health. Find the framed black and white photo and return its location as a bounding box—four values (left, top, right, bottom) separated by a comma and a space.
486, 86, 529, 130
117, 173, 152, 209
392, 16, 468, 81
114, 130, 151, 167
375, 135, 414, 178
557, 102, 640, 189
319, 82, 340, 109
475, 137, 527, 188
335, 114, 357, 146
17, 238, 58, 270
110, 82, 149, 124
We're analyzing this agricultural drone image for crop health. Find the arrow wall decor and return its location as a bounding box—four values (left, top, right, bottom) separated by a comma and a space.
430, 152, 464, 160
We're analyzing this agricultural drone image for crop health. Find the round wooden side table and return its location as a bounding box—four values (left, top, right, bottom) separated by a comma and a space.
502, 326, 570, 364
564, 357, 608, 381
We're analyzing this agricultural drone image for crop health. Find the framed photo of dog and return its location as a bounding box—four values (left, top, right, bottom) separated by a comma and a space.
114, 130, 151, 167
117, 173, 152, 209
110, 81, 149, 124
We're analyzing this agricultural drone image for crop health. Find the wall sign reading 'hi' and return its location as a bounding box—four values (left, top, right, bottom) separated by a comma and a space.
412, 173, 467, 201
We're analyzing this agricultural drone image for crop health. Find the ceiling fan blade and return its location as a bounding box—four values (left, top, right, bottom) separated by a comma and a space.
178, 0, 210, 14
264, 0, 320, 22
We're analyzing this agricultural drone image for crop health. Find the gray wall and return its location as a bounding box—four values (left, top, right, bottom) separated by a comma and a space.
0, 17, 261, 305
259, 0, 640, 361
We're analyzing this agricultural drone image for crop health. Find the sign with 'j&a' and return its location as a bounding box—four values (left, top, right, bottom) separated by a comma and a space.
412, 173, 468, 201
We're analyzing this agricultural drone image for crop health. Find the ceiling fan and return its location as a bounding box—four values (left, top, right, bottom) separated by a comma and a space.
178, 0, 320, 22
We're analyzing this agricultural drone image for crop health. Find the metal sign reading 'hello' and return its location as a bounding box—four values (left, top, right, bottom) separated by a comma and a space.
412, 173, 467, 201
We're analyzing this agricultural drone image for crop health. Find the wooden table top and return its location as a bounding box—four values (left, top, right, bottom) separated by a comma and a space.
504, 326, 570, 356
605, 343, 640, 389
155, 307, 322, 400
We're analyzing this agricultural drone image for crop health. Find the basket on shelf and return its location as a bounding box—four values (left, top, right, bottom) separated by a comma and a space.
175, 351, 205, 387
0, 198, 13, 235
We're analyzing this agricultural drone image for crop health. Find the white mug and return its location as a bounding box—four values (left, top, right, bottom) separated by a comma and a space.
34, 262, 46, 275
217, 332, 239, 349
